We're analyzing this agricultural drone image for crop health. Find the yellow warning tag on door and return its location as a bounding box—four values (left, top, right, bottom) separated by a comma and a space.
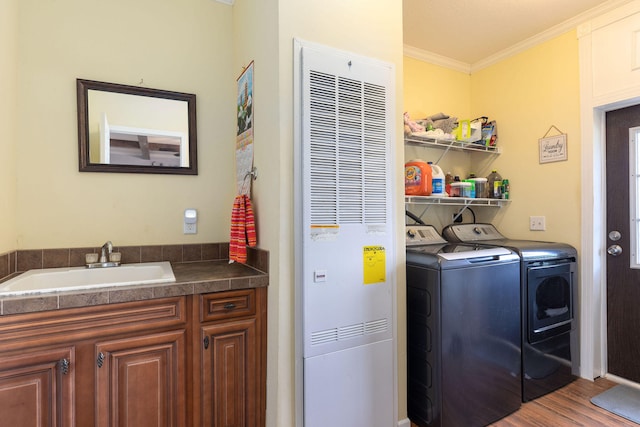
363, 246, 386, 285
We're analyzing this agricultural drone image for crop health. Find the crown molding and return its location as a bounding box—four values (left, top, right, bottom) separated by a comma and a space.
403, 45, 471, 74
215, 0, 234, 5
472, 0, 634, 72
404, 0, 635, 74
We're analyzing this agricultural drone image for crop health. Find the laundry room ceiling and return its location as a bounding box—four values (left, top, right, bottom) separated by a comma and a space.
403, 0, 627, 65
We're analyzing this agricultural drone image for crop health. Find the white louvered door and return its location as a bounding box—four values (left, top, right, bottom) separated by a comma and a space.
295, 40, 396, 427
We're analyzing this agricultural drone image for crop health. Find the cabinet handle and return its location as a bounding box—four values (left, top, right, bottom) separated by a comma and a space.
96, 352, 105, 368
203, 336, 210, 350
224, 303, 236, 310
59, 358, 70, 375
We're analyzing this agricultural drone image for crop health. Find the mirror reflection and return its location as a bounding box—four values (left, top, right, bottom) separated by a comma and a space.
77, 79, 197, 174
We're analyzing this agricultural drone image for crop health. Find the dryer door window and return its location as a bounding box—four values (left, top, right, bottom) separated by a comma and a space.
527, 262, 574, 343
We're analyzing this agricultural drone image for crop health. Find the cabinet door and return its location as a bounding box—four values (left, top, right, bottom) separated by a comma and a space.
95, 330, 186, 427
0, 346, 75, 427
201, 318, 257, 427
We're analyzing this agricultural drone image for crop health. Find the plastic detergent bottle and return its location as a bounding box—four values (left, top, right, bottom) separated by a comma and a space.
428, 162, 445, 195
405, 160, 432, 196
486, 170, 503, 198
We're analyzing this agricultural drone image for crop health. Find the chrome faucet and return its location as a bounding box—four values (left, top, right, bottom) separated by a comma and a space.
99, 241, 113, 263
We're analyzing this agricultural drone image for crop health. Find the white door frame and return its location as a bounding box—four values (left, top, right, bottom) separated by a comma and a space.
578, 2, 640, 381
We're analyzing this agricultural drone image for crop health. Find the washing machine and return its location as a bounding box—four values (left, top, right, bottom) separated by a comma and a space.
406, 225, 521, 427
442, 223, 578, 402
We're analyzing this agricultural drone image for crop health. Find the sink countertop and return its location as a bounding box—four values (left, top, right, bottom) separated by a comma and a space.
0, 260, 268, 316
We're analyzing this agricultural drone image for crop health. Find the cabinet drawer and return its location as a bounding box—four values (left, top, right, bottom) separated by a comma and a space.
200, 289, 256, 322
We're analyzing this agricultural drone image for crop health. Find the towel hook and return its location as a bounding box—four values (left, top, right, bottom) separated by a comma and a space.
245, 166, 258, 181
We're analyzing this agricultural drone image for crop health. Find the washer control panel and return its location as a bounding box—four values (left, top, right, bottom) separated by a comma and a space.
406, 225, 447, 246
442, 223, 505, 242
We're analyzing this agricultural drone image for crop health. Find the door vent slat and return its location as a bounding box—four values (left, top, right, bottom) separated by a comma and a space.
310, 318, 389, 346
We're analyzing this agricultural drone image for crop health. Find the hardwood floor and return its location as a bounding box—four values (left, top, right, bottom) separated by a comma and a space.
410, 377, 638, 427
491, 377, 637, 426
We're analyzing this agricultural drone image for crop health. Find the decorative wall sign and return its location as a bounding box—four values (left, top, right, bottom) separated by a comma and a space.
539, 125, 567, 164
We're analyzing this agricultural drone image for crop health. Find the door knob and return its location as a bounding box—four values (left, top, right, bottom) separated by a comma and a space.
607, 245, 623, 256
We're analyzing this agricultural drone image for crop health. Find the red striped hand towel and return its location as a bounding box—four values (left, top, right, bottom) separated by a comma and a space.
229, 195, 257, 263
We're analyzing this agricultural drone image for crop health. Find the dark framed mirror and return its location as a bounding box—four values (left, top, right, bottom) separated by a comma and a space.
77, 79, 197, 174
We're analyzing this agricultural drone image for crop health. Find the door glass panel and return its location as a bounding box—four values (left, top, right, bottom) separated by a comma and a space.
630, 127, 640, 268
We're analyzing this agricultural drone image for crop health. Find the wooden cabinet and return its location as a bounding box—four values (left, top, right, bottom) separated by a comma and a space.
0, 296, 187, 427
193, 288, 267, 427
201, 319, 257, 426
95, 330, 187, 427
0, 289, 267, 427
0, 346, 75, 427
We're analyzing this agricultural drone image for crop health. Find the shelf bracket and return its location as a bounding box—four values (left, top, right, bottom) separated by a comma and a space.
434, 142, 454, 164
452, 200, 473, 222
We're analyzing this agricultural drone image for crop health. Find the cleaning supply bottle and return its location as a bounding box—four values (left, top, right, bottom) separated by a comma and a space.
501, 179, 510, 199
486, 170, 503, 199
464, 180, 476, 198
445, 171, 454, 196
405, 160, 432, 196
429, 162, 445, 195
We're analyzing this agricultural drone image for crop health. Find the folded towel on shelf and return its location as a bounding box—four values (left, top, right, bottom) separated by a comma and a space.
425, 112, 449, 121
403, 112, 425, 133
229, 194, 257, 263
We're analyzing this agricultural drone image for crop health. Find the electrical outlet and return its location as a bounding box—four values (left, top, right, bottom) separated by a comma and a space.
184, 222, 197, 234
529, 216, 546, 231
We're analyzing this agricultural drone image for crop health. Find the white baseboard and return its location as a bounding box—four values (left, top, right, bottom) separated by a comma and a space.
397, 418, 410, 427
603, 373, 640, 390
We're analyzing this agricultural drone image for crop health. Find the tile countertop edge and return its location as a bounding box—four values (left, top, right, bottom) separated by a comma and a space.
0, 260, 269, 316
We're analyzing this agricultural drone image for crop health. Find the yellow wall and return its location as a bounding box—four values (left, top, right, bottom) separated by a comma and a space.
471, 30, 581, 250
402, 57, 479, 228
403, 56, 471, 119
13, 0, 236, 249
403, 31, 581, 250
0, 0, 17, 254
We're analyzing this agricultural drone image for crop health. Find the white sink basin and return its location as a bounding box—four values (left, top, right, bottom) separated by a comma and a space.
0, 262, 175, 296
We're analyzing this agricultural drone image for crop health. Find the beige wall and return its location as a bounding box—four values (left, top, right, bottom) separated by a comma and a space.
230, 0, 283, 425
7, 2, 584, 426
277, 0, 405, 425
0, 0, 17, 254
8, 1, 406, 426
13, 0, 236, 249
